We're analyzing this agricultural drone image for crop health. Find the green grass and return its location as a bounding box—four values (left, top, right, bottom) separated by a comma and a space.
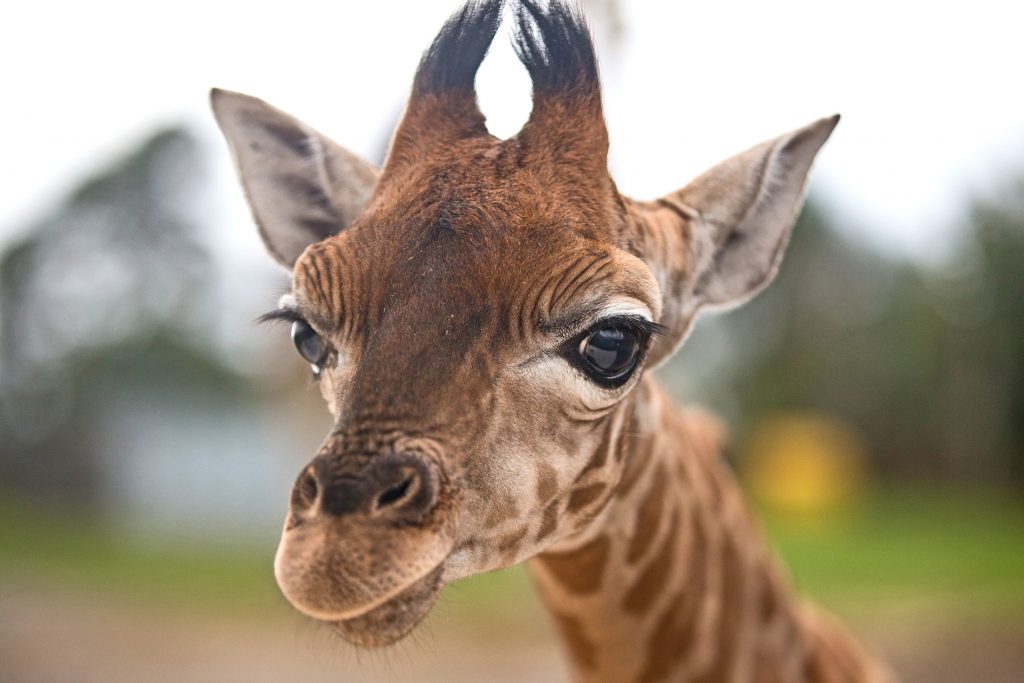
0, 497, 279, 612
2, 488, 1023, 621
763, 487, 1024, 618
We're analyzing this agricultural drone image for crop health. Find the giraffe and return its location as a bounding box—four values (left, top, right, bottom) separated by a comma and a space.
211, 1, 896, 680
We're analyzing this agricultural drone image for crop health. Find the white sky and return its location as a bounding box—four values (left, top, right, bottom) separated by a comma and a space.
2, 0, 1022, 263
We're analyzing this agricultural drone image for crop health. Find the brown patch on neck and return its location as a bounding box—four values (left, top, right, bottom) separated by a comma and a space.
760, 568, 781, 624
755, 660, 786, 683
801, 611, 871, 682
496, 523, 530, 555
625, 462, 669, 565
638, 585, 690, 683
535, 499, 560, 543
536, 462, 559, 505
697, 538, 747, 681
575, 411, 616, 481
622, 508, 681, 616
483, 493, 519, 528
537, 533, 611, 594
567, 482, 608, 513
616, 404, 652, 499
616, 437, 650, 500
552, 611, 597, 671
636, 514, 709, 683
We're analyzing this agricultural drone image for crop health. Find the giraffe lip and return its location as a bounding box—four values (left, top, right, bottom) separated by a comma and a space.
274, 500, 459, 625
328, 565, 445, 648
274, 532, 450, 623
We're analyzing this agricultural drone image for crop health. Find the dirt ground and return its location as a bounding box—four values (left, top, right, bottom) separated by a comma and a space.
2, 580, 1022, 682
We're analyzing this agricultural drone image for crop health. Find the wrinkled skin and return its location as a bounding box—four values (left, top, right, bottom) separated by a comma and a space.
211, 0, 838, 649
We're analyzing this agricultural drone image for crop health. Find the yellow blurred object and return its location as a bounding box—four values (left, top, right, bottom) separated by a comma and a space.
742, 413, 869, 518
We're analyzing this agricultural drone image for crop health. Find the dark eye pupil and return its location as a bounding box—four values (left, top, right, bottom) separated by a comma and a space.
580, 327, 639, 377
291, 320, 324, 366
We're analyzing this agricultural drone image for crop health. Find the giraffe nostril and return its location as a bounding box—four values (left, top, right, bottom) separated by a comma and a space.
371, 455, 438, 523
292, 467, 319, 511
375, 473, 416, 510
292, 452, 438, 522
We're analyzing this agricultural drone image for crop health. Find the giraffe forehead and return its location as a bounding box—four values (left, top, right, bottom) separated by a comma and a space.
292, 224, 659, 346
289, 126, 628, 322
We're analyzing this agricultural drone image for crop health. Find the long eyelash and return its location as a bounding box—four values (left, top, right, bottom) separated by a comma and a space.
257, 307, 305, 326
590, 315, 669, 339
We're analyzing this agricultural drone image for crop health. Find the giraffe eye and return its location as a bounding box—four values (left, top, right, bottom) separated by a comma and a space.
291, 320, 326, 373
575, 326, 641, 386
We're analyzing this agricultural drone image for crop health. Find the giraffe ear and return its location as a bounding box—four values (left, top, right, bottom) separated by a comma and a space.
634, 115, 838, 367
210, 88, 378, 267
678, 115, 839, 310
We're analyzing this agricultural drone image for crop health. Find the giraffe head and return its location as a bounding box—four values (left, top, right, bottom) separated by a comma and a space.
212, 0, 836, 648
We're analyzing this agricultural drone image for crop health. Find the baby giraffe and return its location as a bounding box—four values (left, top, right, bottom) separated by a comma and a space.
211, 1, 895, 681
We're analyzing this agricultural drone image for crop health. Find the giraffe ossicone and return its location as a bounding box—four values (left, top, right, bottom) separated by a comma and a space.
212, 0, 896, 680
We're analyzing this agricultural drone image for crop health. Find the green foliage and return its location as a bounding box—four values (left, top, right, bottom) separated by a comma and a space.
664, 180, 1024, 484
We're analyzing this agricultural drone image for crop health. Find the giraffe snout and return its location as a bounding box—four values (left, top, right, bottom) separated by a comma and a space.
274, 446, 458, 625
291, 451, 439, 524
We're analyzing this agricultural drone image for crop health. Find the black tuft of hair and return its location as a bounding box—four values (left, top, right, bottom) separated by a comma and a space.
513, 0, 599, 94
413, 0, 505, 96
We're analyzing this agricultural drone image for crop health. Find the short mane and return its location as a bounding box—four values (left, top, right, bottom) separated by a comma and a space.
412, 0, 505, 96
412, 0, 600, 100
513, 0, 599, 94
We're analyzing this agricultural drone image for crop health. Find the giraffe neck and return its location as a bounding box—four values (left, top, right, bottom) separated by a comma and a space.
527, 378, 892, 683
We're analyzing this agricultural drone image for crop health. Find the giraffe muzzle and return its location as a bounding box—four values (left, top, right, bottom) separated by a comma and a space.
273, 449, 460, 635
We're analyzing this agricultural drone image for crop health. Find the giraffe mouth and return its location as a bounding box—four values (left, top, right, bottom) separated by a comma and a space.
274, 503, 459, 648
328, 564, 445, 648
273, 446, 463, 647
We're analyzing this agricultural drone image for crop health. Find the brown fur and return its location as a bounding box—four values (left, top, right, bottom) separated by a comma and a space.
212, 1, 894, 679
538, 533, 612, 595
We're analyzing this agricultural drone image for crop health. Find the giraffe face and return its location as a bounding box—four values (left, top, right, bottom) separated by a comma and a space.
213, 0, 836, 650
271, 135, 664, 646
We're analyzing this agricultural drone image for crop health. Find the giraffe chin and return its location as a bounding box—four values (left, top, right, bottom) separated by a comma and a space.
328, 565, 445, 648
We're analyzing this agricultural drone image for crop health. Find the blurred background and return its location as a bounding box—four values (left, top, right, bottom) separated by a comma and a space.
2, 1, 1022, 681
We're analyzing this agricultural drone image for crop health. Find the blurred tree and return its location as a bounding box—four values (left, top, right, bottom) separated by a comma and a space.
933, 176, 1024, 481
0, 128, 241, 506
663, 179, 1024, 488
